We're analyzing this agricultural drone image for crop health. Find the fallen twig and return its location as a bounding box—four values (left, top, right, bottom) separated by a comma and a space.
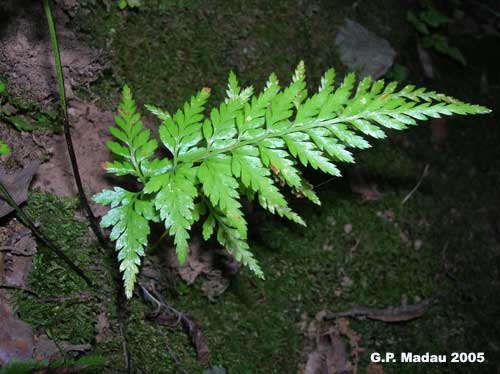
139, 282, 210, 365
0, 284, 39, 297
165, 344, 190, 374
323, 294, 441, 322
0, 182, 93, 286
402, 164, 430, 205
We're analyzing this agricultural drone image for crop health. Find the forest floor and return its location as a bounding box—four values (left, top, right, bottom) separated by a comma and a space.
0, 1, 499, 373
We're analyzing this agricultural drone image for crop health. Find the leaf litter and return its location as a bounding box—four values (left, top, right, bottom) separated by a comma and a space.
298, 311, 363, 374
0, 220, 91, 366
322, 294, 441, 322
0, 161, 40, 218
168, 238, 241, 300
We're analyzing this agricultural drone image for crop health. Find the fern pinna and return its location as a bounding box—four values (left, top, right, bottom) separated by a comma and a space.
94, 62, 490, 298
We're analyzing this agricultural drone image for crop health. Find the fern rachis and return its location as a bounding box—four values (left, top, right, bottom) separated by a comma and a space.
94, 62, 490, 298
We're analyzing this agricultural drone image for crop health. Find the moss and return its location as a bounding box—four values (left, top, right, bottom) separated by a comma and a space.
10, 1, 499, 373
14, 192, 99, 343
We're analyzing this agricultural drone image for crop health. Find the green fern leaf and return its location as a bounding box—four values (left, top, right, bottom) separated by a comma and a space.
95, 62, 490, 298
150, 164, 198, 263
105, 85, 157, 182
93, 188, 149, 298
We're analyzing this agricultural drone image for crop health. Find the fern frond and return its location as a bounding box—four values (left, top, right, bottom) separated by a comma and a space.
93, 187, 152, 298
105, 85, 158, 182
95, 62, 490, 298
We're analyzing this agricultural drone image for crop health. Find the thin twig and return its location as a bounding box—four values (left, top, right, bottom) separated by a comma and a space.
401, 164, 429, 205
42, 0, 106, 249
314, 176, 337, 190
0, 182, 93, 286
0, 245, 34, 256
139, 282, 210, 364
0, 284, 39, 298
165, 344, 190, 374
147, 230, 169, 253
118, 317, 131, 374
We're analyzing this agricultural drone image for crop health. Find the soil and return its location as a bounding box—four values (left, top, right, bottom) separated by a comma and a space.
0, 1, 106, 107
32, 101, 116, 216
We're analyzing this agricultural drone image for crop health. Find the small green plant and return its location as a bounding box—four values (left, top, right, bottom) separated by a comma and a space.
407, 4, 466, 65
0, 355, 104, 374
117, 0, 141, 10
0, 139, 9, 155
0, 78, 61, 156
94, 62, 490, 298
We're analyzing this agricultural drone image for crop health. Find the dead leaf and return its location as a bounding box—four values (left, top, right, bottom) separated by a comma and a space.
300, 314, 362, 374
366, 363, 384, 374
173, 241, 214, 285
349, 170, 380, 202
33, 335, 90, 361
0, 160, 40, 218
201, 270, 230, 301
169, 239, 240, 299
417, 44, 434, 79
32, 335, 60, 361
0, 303, 35, 365
335, 318, 362, 372
305, 329, 352, 374
323, 295, 440, 322
182, 315, 210, 365
95, 312, 110, 344
0, 220, 36, 289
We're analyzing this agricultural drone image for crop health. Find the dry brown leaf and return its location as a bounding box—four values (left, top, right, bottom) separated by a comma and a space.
169, 239, 240, 299
0, 220, 36, 291
305, 329, 352, 374
95, 312, 111, 344
366, 363, 384, 374
0, 303, 35, 365
300, 313, 363, 374
417, 44, 434, 79
201, 270, 230, 301
323, 295, 439, 323
0, 160, 40, 218
349, 170, 380, 202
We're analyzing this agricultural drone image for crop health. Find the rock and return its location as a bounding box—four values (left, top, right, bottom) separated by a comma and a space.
335, 20, 396, 79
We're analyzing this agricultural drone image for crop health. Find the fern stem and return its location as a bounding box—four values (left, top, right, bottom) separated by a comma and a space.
43, 5, 131, 369
147, 230, 169, 253
43, 0, 107, 249
195, 114, 365, 163
0, 181, 93, 286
